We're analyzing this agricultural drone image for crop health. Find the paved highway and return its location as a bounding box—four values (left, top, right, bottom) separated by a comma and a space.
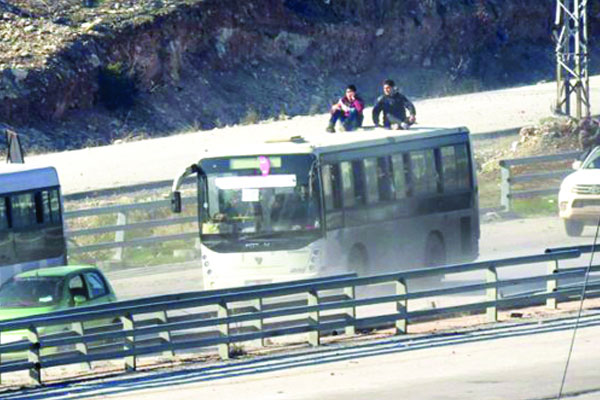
105, 215, 596, 300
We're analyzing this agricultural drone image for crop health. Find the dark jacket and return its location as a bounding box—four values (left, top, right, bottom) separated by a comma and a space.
372, 92, 416, 125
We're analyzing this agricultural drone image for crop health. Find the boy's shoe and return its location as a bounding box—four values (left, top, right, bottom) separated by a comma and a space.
325, 125, 335, 133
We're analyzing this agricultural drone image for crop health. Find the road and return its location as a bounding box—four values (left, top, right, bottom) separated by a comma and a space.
105, 215, 596, 300
9, 77, 600, 398
24, 76, 600, 195
4, 311, 599, 400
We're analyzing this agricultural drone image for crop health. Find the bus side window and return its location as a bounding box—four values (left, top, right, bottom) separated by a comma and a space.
49, 189, 62, 223
455, 144, 471, 189
323, 164, 342, 210
441, 146, 458, 191
10, 193, 37, 229
433, 148, 443, 193
390, 154, 407, 199
34, 192, 44, 224
363, 158, 379, 204
376, 157, 393, 201
340, 161, 355, 208
409, 150, 437, 195
0, 197, 8, 230
351, 160, 366, 206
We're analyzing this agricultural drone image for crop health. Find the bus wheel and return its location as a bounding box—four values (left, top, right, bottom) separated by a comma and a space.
564, 220, 584, 237
425, 233, 446, 267
348, 245, 369, 276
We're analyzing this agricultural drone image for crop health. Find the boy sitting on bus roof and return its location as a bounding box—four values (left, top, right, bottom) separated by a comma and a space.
326, 84, 365, 133
372, 79, 416, 130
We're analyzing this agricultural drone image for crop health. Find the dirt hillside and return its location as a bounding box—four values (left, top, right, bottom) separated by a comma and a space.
0, 0, 598, 153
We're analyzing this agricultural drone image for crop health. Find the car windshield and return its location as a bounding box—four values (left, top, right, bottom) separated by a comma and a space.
0, 277, 63, 307
582, 150, 600, 169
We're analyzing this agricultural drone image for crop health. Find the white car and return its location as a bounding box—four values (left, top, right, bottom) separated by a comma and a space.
558, 147, 600, 236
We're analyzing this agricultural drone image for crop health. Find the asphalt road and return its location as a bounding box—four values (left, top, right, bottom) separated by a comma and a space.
105, 215, 597, 300
109, 316, 600, 400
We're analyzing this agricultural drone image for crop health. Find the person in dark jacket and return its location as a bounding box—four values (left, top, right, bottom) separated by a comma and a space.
326, 84, 365, 133
372, 79, 416, 130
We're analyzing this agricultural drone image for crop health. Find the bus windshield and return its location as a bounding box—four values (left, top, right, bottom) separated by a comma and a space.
199, 154, 322, 245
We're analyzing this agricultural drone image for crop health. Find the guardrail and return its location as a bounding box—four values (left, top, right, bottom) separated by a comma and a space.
2, 247, 595, 386
63, 181, 496, 262
499, 150, 581, 211
64, 192, 199, 259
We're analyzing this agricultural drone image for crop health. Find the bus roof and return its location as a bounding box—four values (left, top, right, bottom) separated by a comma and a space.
0, 165, 59, 194
194, 126, 469, 161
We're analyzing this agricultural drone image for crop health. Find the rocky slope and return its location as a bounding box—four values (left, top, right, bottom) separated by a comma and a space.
0, 0, 597, 153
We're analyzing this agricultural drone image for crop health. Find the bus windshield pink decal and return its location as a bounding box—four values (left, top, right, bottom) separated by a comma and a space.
258, 156, 270, 176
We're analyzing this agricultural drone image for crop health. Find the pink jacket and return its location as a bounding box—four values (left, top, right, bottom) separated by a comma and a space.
331, 95, 365, 117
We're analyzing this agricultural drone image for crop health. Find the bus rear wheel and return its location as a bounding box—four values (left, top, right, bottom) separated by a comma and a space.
564, 219, 584, 237
348, 245, 369, 276
425, 233, 446, 267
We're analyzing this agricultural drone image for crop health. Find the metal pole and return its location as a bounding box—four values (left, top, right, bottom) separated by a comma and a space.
555, 0, 590, 119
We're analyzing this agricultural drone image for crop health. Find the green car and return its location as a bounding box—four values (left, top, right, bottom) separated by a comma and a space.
0, 265, 117, 345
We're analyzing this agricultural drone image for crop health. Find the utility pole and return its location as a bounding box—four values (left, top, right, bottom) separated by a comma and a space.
555, 3, 597, 382
554, 0, 590, 119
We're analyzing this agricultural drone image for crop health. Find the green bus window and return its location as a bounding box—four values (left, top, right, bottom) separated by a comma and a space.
364, 158, 379, 204
340, 161, 355, 208
455, 144, 471, 189
410, 150, 437, 195
390, 154, 407, 199
441, 146, 458, 191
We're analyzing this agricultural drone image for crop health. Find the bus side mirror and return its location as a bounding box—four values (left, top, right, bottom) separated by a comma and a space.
572, 160, 582, 170
171, 191, 182, 213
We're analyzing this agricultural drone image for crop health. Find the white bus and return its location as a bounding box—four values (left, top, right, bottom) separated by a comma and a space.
171, 127, 479, 289
0, 165, 66, 284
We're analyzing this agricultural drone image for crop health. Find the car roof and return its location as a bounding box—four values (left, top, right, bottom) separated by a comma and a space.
15, 265, 100, 279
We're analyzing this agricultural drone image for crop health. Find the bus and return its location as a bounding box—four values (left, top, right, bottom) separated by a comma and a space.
0, 165, 67, 284
171, 127, 479, 289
